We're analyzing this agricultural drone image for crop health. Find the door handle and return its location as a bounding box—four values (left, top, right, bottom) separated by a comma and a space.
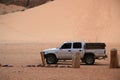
68, 50, 71, 52
79, 50, 82, 51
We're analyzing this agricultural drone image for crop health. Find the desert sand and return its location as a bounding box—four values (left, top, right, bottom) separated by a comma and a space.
0, 43, 120, 80
0, 0, 120, 80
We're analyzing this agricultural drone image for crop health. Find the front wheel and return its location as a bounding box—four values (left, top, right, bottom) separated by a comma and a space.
46, 55, 58, 64
84, 55, 95, 65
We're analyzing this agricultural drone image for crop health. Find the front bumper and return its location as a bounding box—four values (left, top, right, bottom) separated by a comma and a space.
103, 55, 108, 58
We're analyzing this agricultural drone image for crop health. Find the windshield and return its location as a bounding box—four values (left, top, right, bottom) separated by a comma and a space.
60, 43, 72, 49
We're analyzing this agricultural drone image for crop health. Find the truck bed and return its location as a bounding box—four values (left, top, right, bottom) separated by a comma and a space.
85, 43, 106, 49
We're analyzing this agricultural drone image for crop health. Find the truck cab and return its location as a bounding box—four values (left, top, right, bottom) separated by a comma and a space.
57, 42, 84, 59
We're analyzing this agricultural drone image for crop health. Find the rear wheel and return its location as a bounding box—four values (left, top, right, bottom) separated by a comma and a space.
46, 54, 58, 64
84, 55, 95, 65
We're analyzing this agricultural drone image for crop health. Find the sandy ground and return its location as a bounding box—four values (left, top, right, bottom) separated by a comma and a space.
0, 43, 120, 80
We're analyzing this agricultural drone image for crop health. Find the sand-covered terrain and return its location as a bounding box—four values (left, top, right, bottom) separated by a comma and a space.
0, 43, 120, 80
0, 0, 120, 80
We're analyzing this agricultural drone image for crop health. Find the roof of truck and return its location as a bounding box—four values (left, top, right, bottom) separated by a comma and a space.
64, 41, 105, 43
63, 41, 85, 43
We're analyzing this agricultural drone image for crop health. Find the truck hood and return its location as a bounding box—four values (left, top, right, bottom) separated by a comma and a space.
43, 48, 58, 52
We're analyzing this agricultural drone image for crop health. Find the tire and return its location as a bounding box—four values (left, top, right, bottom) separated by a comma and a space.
84, 55, 95, 65
46, 54, 58, 64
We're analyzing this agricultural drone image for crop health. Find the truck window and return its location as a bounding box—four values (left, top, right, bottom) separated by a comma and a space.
73, 42, 82, 48
60, 43, 71, 49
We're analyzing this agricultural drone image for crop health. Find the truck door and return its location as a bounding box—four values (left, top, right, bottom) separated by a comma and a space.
57, 43, 72, 59
71, 42, 83, 58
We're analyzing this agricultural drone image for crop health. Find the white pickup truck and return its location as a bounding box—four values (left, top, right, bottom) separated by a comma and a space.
41, 42, 107, 65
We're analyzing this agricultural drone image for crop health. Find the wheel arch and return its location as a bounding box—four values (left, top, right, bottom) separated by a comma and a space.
44, 53, 57, 58
84, 52, 95, 58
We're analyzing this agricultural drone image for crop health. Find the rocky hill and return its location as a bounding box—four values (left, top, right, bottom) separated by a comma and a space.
0, 0, 54, 15
0, 0, 53, 7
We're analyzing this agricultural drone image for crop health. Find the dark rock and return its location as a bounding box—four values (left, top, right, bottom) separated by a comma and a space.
37, 64, 43, 67
2, 64, 13, 67
26, 65, 36, 67
0, 0, 54, 8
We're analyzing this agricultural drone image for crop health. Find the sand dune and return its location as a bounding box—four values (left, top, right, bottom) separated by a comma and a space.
0, 0, 120, 43
0, 1, 120, 80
